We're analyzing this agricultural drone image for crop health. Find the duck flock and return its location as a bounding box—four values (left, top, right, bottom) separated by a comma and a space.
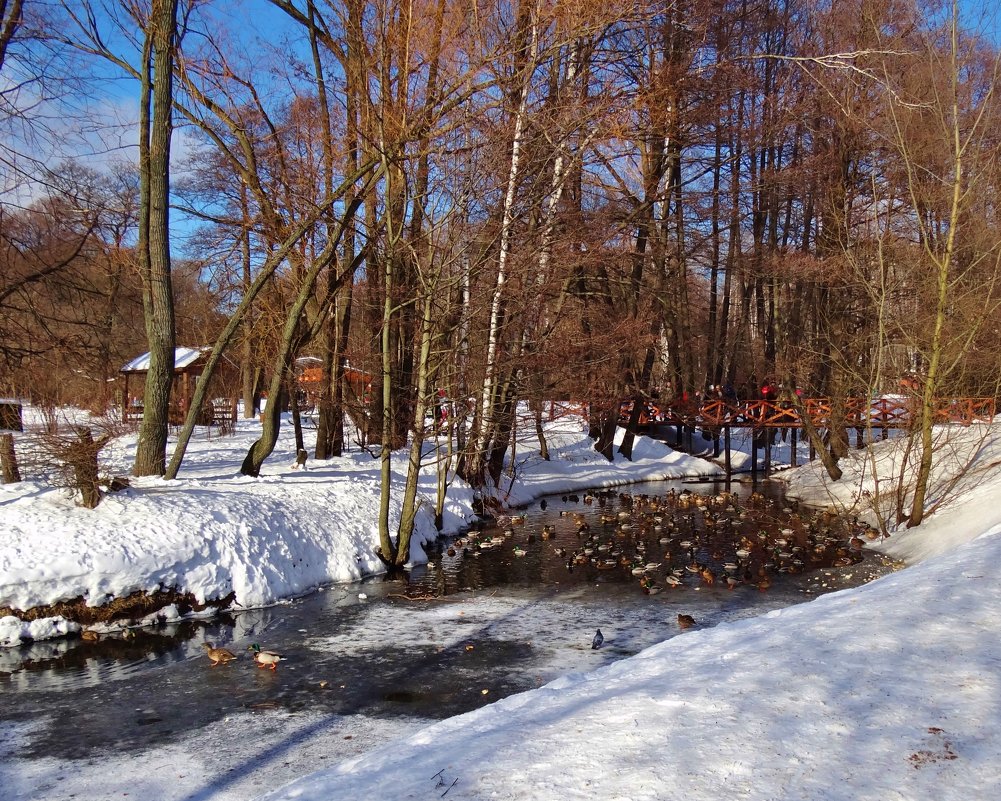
441, 487, 881, 596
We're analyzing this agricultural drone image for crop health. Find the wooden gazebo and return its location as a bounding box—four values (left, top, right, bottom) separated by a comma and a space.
120, 347, 237, 426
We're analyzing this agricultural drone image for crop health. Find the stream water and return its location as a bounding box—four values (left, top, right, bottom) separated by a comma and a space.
0, 478, 894, 766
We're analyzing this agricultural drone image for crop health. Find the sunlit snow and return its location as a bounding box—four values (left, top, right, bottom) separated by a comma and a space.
2, 408, 1001, 801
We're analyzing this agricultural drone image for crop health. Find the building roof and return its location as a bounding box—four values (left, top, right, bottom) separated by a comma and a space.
120, 347, 211, 374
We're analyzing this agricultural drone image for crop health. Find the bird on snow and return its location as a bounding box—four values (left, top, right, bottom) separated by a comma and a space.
591, 629, 604, 649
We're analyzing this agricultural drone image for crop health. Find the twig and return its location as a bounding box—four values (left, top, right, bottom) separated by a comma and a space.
387, 592, 444, 601
429, 768, 445, 782
441, 777, 458, 797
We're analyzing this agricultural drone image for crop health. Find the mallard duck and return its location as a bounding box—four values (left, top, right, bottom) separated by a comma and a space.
202, 642, 237, 666
677, 613, 696, 629
80, 629, 100, 642
248, 643, 284, 671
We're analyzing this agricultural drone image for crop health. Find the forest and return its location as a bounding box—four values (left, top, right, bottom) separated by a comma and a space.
2, 0, 1001, 549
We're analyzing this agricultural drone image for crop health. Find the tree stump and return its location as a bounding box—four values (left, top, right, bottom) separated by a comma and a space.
0, 433, 20, 483
70, 427, 102, 509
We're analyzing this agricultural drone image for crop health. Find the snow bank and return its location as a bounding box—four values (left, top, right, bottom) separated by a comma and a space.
0, 409, 714, 639
781, 419, 1001, 563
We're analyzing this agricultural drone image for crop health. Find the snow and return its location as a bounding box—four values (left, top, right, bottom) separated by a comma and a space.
3, 406, 1001, 801
120, 346, 210, 373
0, 615, 78, 647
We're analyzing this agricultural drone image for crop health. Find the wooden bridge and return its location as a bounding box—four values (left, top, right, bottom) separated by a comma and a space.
619, 396, 997, 431
616, 395, 996, 476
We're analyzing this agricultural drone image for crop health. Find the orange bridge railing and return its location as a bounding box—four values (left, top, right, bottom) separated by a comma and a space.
619, 397, 996, 429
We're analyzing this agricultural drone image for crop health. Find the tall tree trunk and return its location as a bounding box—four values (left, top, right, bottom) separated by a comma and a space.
239, 186, 258, 419
396, 287, 436, 565
466, 1, 539, 488
133, 0, 178, 477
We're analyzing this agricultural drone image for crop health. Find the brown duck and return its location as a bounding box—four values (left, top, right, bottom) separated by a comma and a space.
202, 642, 238, 666
677, 614, 696, 630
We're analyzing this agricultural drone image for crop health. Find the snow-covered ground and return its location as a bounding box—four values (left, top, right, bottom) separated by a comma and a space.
3, 408, 1001, 800
0, 408, 715, 639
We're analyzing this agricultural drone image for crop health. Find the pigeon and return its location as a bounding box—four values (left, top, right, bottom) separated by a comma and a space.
591, 629, 604, 649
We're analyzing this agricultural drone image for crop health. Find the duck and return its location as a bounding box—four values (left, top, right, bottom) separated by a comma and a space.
677, 613, 696, 629
248, 643, 285, 671
202, 642, 237, 666
80, 629, 101, 642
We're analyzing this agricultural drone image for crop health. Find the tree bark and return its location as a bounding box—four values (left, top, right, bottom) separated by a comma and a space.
132, 0, 178, 478
0, 433, 20, 483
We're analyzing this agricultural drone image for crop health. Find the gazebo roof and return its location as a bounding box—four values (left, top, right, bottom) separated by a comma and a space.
120, 347, 211, 374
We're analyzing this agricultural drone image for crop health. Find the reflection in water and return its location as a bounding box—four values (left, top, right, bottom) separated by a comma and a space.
0, 478, 894, 762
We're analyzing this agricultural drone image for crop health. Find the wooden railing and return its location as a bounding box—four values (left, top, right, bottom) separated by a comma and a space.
620, 397, 996, 429
123, 398, 238, 428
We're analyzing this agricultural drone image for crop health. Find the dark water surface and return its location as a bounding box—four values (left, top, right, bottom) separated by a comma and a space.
0, 478, 894, 762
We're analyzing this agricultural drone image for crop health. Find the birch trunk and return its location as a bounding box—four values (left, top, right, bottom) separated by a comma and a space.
466, 3, 540, 487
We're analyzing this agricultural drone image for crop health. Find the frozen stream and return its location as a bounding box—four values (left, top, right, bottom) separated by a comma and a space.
0, 479, 894, 800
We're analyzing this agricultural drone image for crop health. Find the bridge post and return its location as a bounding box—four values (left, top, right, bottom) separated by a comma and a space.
764, 434, 771, 474
790, 428, 798, 467
724, 425, 731, 476
751, 435, 758, 480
